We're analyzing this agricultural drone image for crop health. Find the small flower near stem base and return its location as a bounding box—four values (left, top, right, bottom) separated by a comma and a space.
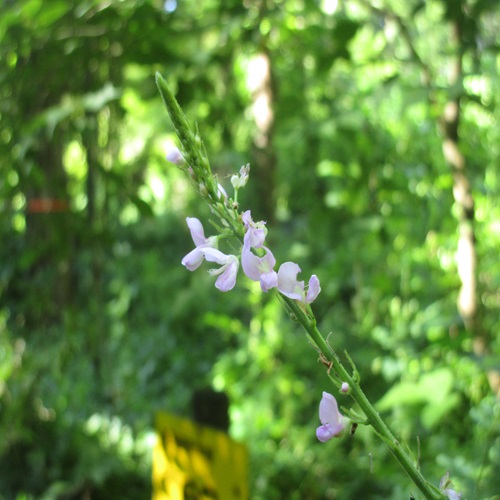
340, 382, 350, 393
443, 490, 462, 500
439, 472, 462, 500
316, 391, 345, 442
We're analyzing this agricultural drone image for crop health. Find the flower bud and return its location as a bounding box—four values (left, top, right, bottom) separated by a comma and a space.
166, 146, 184, 165
231, 163, 250, 189
199, 183, 208, 197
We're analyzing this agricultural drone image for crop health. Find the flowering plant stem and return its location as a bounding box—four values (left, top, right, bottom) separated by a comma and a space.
155, 72, 445, 500
281, 295, 443, 499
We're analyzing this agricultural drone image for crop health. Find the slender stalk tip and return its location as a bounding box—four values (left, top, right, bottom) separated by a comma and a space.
155, 73, 169, 97
155, 71, 164, 84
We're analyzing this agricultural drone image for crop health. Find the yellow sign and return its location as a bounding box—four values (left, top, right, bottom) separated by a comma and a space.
152, 412, 248, 500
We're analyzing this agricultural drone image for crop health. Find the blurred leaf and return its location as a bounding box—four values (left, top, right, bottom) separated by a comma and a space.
82, 83, 122, 113
377, 368, 460, 428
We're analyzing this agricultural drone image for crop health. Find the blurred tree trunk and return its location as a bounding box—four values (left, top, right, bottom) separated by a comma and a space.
439, 21, 477, 330
393, 4, 477, 329
249, 47, 276, 223
22, 80, 74, 329
25, 150, 73, 325
439, 9, 499, 395
82, 111, 105, 382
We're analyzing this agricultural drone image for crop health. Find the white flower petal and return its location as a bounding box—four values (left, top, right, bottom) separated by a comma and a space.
259, 270, 278, 292
217, 183, 228, 200
318, 392, 344, 438
214, 257, 239, 292
316, 424, 335, 443
201, 247, 231, 265
277, 262, 304, 300
186, 217, 207, 247
305, 275, 321, 303
444, 489, 462, 500
181, 248, 204, 271
241, 245, 276, 282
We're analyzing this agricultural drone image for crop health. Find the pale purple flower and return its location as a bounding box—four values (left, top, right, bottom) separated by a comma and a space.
316, 391, 345, 442
181, 217, 217, 271
444, 490, 462, 500
440, 473, 462, 500
231, 163, 250, 189
242, 210, 267, 248
181, 218, 239, 291
277, 262, 321, 304
241, 244, 278, 292
166, 146, 184, 165
200, 248, 239, 292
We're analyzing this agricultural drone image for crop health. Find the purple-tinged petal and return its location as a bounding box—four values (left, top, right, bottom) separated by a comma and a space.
317, 392, 344, 440
444, 490, 462, 500
439, 473, 450, 490
319, 391, 340, 424
259, 248, 276, 275
241, 245, 261, 281
305, 274, 321, 303
241, 245, 276, 282
242, 210, 253, 227
186, 217, 207, 247
242, 210, 267, 248
277, 262, 304, 300
259, 270, 278, 292
181, 248, 205, 271
199, 249, 239, 292
166, 147, 184, 165
440, 473, 462, 500
214, 257, 239, 292
200, 247, 230, 265
244, 226, 266, 248
316, 424, 336, 443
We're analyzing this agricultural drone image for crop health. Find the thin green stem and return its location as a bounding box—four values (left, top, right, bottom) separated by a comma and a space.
155, 71, 445, 500
282, 296, 444, 500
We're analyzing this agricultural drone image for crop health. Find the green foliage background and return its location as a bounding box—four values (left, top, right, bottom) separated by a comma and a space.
1, 0, 499, 498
